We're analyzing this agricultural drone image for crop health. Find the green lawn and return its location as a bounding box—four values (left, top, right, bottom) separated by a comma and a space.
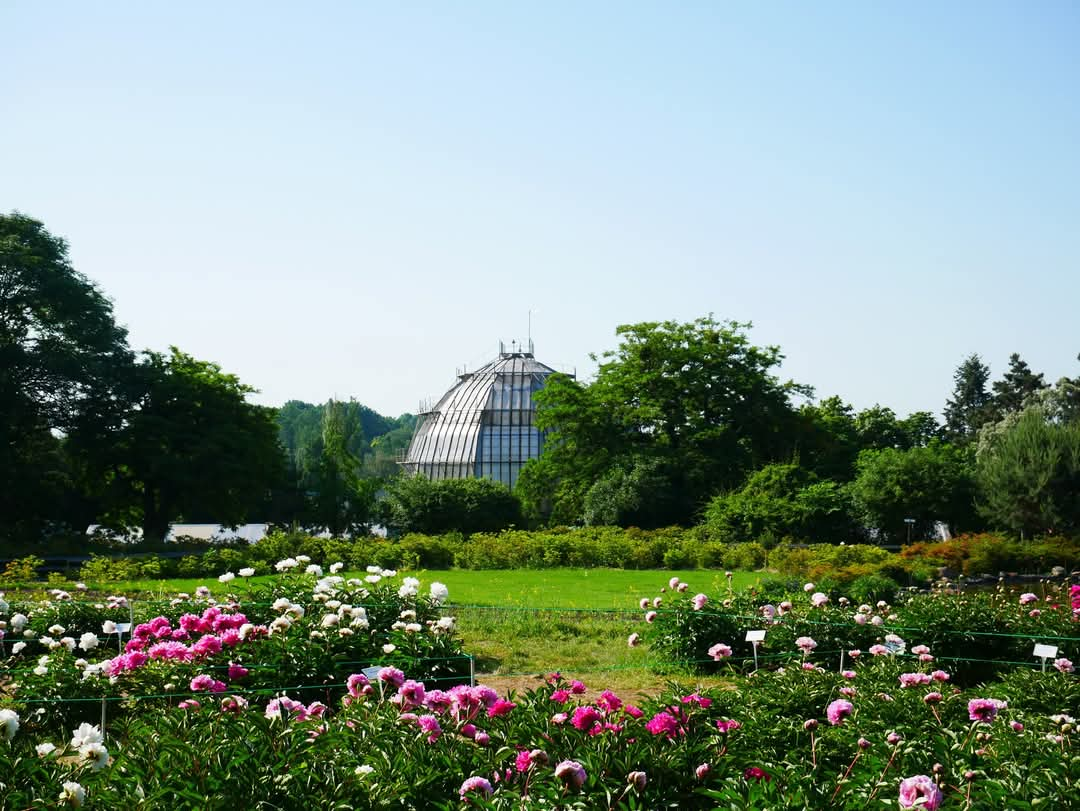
415, 568, 771, 610
66, 568, 771, 611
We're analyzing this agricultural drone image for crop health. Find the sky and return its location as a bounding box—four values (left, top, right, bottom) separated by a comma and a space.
3, 2, 1078, 419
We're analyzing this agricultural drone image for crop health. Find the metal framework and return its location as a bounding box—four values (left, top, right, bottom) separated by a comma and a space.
400, 341, 566, 488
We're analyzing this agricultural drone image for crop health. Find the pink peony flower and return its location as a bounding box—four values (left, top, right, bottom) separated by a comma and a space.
930, 670, 950, 682
899, 673, 931, 688
459, 776, 493, 799
708, 643, 732, 660
898, 775, 943, 809
695, 763, 710, 780
378, 667, 405, 689
555, 760, 587, 790
346, 673, 372, 698
227, 663, 248, 680
645, 611, 658, 623
597, 690, 622, 712
924, 692, 943, 704
550, 689, 570, 704
811, 592, 829, 608
968, 698, 1007, 723
715, 719, 741, 734
1019, 593, 1038, 605
487, 699, 515, 718
692, 593, 708, 611
795, 636, 817, 654
417, 714, 441, 743
627, 633, 640, 647
569, 680, 586, 694
639, 598, 649, 610
1054, 658, 1074, 673
826, 699, 854, 725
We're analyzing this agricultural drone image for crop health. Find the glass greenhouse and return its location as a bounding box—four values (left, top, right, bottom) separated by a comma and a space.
400, 341, 566, 488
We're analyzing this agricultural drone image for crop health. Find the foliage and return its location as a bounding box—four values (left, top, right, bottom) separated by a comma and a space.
943, 353, 993, 442
900, 533, 1080, 577
847, 442, 980, 542
0, 556, 45, 584
523, 317, 809, 527
380, 475, 523, 536
0, 213, 134, 543
96, 348, 286, 541
975, 408, 1080, 537
702, 463, 860, 544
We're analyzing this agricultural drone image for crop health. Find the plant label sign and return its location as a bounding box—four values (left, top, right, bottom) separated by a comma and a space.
745, 630, 766, 643
1033, 643, 1058, 659
361, 666, 383, 680
115, 623, 132, 634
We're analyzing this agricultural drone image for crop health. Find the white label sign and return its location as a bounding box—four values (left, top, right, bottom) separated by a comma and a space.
115, 623, 132, 634
361, 666, 382, 680
1033, 643, 1058, 659
745, 629, 766, 643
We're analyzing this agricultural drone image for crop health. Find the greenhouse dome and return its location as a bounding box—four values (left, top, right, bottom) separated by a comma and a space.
400, 340, 567, 488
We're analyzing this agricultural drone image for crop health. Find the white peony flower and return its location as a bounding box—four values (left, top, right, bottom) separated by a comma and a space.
430, 582, 449, 604
0, 708, 19, 740
218, 572, 236, 583
101, 620, 117, 635
238, 567, 256, 577
70, 723, 103, 749
78, 633, 99, 651
59, 781, 86, 807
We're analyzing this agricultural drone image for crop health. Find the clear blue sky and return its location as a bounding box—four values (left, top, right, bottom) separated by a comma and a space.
3, 2, 1078, 419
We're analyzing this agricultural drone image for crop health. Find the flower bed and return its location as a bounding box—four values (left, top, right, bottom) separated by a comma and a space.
0, 658, 1077, 807
642, 577, 1080, 684
0, 561, 468, 731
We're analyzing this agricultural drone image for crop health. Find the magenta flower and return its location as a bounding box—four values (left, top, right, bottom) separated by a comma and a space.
459, 776, 493, 799
395, 680, 426, 709
571, 706, 602, 731
645, 711, 680, 738
930, 670, 950, 682
695, 763, 711, 780
550, 689, 570, 704
190, 675, 215, 692
487, 699, 515, 718
898, 775, 943, 809
597, 690, 623, 712
744, 766, 771, 782
515, 749, 534, 772
555, 760, 587, 790
968, 698, 1007, 723
826, 699, 854, 725
715, 719, 741, 734
417, 714, 441, 743
569, 680, 587, 694
227, 662, 248, 680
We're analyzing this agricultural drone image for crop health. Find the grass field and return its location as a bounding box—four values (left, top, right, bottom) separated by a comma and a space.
67, 568, 771, 610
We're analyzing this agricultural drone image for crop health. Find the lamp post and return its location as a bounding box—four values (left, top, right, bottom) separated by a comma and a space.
904, 517, 915, 545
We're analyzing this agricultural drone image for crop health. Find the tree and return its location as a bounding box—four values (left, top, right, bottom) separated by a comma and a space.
523, 317, 809, 526
0, 213, 133, 541
847, 442, 980, 542
795, 396, 860, 481
990, 353, 1047, 417
101, 348, 285, 541
380, 475, 522, 535
309, 399, 379, 535
702, 463, 859, 544
975, 408, 1080, 537
943, 354, 993, 442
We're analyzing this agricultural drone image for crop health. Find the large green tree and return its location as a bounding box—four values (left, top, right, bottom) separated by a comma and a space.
521, 317, 808, 526
975, 408, 1080, 537
0, 213, 133, 541
847, 442, 980, 542
943, 354, 993, 442
989, 353, 1047, 419
101, 348, 285, 541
